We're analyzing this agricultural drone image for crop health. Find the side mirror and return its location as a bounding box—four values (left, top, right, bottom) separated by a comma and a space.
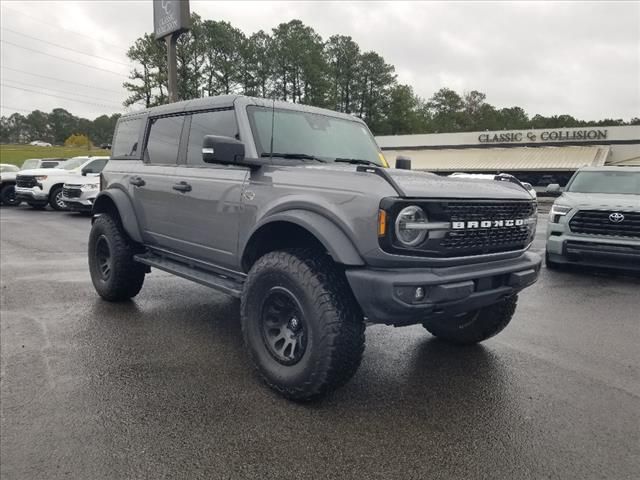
395, 155, 412, 170
81, 169, 90, 176
546, 183, 560, 193
202, 135, 245, 164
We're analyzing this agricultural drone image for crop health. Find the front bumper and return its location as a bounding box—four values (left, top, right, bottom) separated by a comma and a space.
62, 191, 97, 212
15, 186, 48, 203
346, 251, 541, 326
546, 219, 640, 271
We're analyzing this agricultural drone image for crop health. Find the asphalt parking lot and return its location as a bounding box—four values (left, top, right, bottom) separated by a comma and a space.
1, 206, 638, 480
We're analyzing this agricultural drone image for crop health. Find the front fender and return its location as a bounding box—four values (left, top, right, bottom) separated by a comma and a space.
93, 189, 143, 243
246, 209, 365, 266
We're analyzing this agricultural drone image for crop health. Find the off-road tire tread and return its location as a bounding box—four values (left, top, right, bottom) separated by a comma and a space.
423, 295, 518, 345
241, 248, 365, 401
89, 214, 145, 302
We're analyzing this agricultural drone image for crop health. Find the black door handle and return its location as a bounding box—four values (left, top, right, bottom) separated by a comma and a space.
129, 176, 145, 187
172, 181, 192, 193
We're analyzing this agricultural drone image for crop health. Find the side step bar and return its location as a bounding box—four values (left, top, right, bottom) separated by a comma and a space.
134, 253, 244, 298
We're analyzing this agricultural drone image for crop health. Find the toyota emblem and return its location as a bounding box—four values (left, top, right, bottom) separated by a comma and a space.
609, 212, 625, 223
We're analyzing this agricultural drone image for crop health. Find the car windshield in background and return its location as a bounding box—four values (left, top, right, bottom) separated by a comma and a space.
21, 159, 40, 170
567, 171, 640, 195
60, 158, 88, 170
247, 106, 384, 166
1, 165, 20, 173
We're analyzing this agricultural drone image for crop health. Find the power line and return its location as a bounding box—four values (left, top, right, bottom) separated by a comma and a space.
1, 66, 124, 94
1, 5, 129, 52
0, 105, 33, 113
1, 28, 132, 67
2, 79, 121, 104
1, 84, 122, 110
1, 40, 129, 78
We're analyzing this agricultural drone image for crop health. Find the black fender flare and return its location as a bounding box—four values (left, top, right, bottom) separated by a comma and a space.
92, 189, 143, 243
245, 209, 365, 266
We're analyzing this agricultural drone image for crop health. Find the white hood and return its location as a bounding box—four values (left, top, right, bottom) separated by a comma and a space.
557, 192, 640, 211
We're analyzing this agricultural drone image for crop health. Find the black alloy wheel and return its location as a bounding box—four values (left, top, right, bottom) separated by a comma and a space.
260, 287, 308, 365
94, 235, 112, 281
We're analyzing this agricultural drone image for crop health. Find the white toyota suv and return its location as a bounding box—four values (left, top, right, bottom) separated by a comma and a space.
15, 156, 109, 210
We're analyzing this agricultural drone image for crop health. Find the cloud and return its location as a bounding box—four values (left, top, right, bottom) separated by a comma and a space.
1, 0, 638, 121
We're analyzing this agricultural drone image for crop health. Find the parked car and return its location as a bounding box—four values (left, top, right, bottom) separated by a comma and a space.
0, 164, 21, 206
100, 143, 112, 150
89, 95, 541, 401
61, 175, 101, 214
546, 166, 639, 271
449, 172, 537, 199
21, 158, 64, 170
29, 141, 52, 147
15, 156, 109, 210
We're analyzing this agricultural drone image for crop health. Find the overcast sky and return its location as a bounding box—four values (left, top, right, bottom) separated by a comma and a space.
1, 0, 638, 122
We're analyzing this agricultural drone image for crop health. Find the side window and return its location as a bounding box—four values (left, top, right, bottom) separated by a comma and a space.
84, 159, 108, 173
186, 110, 238, 165
112, 118, 142, 158
146, 116, 185, 165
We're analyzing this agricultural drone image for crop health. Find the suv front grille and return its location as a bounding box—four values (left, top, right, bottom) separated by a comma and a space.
569, 210, 640, 238
16, 175, 37, 188
63, 186, 82, 198
438, 201, 536, 255
380, 199, 537, 258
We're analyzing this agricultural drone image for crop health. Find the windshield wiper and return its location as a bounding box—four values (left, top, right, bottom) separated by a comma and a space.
334, 158, 378, 166
260, 152, 327, 163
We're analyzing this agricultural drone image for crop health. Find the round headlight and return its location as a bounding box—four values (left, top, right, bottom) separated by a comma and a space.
395, 206, 428, 247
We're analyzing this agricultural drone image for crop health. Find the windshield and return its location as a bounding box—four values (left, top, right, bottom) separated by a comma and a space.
60, 157, 89, 170
247, 106, 385, 166
22, 159, 39, 170
567, 171, 640, 195
1, 165, 19, 173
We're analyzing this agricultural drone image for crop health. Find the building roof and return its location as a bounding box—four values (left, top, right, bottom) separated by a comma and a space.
382, 146, 611, 172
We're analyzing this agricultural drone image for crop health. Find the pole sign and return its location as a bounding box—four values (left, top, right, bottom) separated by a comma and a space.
153, 0, 190, 39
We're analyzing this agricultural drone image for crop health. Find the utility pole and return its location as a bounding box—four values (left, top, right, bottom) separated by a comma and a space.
153, 0, 190, 103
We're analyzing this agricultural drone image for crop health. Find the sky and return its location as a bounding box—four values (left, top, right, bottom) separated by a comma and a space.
0, 0, 638, 122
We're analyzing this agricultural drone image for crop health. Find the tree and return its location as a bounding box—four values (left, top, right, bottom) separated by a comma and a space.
123, 33, 167, 107
355, 52, 396, 133
49, 108, 78, 145
325, 35, 360, 112
201, 20, 246, 96
427, 88, 464, 132
64, 133, 92, 148
241, 31, 273, 97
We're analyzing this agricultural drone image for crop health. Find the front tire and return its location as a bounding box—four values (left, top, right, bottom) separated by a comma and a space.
423, 295, 518, 345
241, 249, 365, 401
0, 184, 20, 206
88, 215, 146, 301
49, 186, 67, 211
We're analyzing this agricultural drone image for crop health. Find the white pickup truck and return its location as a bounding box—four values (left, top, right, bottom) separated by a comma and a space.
15, 156, 109, 210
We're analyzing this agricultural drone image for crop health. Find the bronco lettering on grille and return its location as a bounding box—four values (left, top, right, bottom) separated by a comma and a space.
452, 219, 526, 230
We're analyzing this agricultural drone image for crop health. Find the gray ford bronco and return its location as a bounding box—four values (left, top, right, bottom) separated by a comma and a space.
89, 96, 541, 401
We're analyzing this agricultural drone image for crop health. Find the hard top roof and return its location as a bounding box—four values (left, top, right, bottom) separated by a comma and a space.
577, 166, 639, 172
119, 95, 366, 124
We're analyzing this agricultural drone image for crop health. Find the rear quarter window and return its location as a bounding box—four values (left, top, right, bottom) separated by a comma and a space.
112, 117, 143, 158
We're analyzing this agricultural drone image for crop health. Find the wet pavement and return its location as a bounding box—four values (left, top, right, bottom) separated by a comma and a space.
1, 206, 639, 479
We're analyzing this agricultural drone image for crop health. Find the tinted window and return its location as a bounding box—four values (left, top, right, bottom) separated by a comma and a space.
186, 110, 238, 165
112, 118, 142, 157
83, 159, 108, 173
41, 161, 60, 168
146, 116, 184, 165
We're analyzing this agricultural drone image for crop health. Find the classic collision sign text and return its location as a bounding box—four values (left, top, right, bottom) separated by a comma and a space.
478, 129, 608, 144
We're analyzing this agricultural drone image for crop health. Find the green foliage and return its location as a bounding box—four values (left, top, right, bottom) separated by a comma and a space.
64, 133, 92, 148
0, 144, 111, 167
120, 14, 634, 134
0, 110, 120, 146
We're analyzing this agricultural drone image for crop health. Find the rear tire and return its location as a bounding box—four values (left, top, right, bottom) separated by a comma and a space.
423, 295, 518, 345
0, 184, 20, 206
241, 249, 365, 401
88, 214, 146, 302
49, 186, 66, 211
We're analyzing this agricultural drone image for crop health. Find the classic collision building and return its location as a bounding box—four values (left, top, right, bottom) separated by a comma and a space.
377, 125, 640, 187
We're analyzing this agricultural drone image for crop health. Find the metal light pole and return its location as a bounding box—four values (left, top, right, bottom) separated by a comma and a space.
153, 0, 190, 103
